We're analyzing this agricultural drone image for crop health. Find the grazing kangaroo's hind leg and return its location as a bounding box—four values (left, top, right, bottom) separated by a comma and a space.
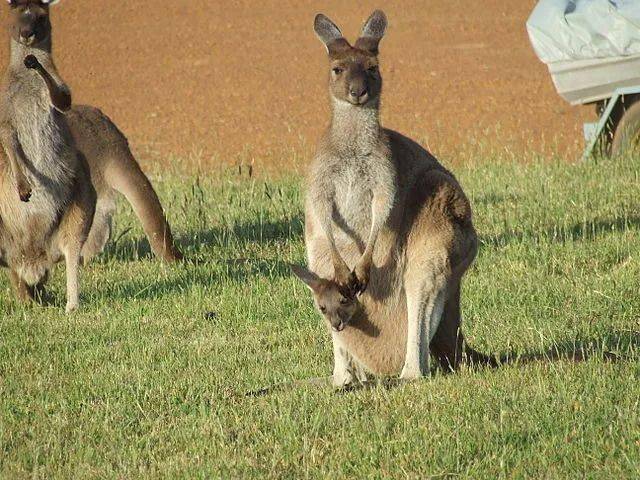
57, 160, 96, 313
105, 148, 183, 262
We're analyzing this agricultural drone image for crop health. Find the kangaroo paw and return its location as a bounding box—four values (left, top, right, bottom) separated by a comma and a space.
17, 179, 32, 203
24, 55, 40, 70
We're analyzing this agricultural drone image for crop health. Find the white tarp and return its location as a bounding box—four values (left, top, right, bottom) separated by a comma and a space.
527, 0, 640, 64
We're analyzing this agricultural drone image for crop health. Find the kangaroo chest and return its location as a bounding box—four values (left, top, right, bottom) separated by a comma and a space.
331, 161, 374, 241
0, 88, 76, 267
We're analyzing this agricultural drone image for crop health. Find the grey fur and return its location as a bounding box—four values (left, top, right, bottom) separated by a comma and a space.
0, 34, 95, 312
314, 14, 344, 46
361, 10, 387, 40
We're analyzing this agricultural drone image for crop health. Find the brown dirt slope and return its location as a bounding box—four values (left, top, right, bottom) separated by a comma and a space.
0, 1, 591, 168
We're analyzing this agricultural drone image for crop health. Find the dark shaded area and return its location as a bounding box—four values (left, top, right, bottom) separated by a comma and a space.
495, 330, 639, 367
100, 215, 305, 263
481, 215, 640, 249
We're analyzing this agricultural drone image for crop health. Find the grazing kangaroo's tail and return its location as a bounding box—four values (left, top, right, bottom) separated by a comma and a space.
106, 150, 183, 262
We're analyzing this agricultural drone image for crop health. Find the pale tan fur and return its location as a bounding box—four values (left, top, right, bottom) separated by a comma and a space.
297, 11, 490, 386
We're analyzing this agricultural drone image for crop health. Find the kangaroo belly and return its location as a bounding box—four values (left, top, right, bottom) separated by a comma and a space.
0, 107, 76, 282
338, 296, 408, 375
0, 192, 62, 283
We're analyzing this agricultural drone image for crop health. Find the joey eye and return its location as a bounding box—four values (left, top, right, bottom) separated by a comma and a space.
339, 298, 350, 305
332, 67, 343, 75
368, 65, 379, 74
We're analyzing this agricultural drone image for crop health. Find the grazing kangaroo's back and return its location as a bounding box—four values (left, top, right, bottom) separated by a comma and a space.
295, 11, 490, 387
0, 0, 95, 312
65, 105, 183, 263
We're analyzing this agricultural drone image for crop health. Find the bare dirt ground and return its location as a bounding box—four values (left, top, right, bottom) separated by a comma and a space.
1, 1, 592, 169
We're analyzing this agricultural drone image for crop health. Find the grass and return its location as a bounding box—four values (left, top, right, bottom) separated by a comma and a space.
1, 152, 639, 479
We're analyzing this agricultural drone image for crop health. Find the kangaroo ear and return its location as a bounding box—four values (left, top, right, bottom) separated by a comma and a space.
291, 264, 323, 293
355, 10, 388, 54
41, 0, 61, 5
314, 14, 351, 55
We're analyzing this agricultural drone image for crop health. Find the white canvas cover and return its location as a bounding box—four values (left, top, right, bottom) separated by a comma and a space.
527, 0, 640, 64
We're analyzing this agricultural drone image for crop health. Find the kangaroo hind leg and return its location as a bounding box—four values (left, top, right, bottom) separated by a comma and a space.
400, 276, 447, 381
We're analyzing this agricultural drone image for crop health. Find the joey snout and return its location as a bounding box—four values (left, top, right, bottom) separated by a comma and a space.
330, 310, 352, 332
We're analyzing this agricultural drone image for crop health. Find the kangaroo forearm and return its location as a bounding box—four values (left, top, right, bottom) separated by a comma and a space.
362, 190, 392, 258
36, 66, 71, 112
1, 128, 32, 201
317, 206, 351, 281
24, 56, 71, 112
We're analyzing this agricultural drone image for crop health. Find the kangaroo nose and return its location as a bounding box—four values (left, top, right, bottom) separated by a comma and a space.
20, 28, 35, 40
350, 86, 367, 99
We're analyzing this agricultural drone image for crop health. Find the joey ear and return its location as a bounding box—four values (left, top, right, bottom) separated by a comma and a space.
355, 10, 388, 54
314, 13, 351, 55
291, 264, 323, 293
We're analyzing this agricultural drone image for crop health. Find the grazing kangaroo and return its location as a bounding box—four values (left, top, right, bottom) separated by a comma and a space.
294, 10, 493, 387
0, 0, 95, 312
4, 0, 182, 266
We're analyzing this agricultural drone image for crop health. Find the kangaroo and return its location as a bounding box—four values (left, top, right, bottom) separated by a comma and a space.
0, 0, 95, 312
4, 0, 183, 265
295, 10, 492, 387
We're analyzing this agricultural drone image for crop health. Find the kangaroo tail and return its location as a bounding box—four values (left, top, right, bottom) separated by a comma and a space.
464, 344, 500, 368
105, 150, 183, 262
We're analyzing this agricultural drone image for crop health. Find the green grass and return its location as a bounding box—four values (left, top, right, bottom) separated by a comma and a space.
1, 153, 639, 479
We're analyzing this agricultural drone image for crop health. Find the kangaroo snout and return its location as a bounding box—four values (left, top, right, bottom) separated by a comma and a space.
19, 29, 35, 45
348, 78, 369, 105
349, 86, 368, 104
332, 322, 345, 333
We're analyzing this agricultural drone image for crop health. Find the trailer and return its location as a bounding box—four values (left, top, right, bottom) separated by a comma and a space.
527, 0, 640, 159
549, 56, 640, 158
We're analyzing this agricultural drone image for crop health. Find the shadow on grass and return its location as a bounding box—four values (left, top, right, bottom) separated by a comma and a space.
482, 215, 640, 249
100, 215, 304, 263
93, 257, 296, 302
245, 330, 640, 397
495, 330, 640, 367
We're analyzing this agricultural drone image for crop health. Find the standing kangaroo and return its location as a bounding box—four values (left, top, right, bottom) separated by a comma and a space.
0, 0, 95, 312
3, 0, 182, 268
294, 11, 492, 386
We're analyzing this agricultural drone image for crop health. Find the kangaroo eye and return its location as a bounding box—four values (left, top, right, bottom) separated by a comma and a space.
319, 306, 327, 313
332, 67, 343, 75
368, 65, 378, 73
340, 298, 350, 305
